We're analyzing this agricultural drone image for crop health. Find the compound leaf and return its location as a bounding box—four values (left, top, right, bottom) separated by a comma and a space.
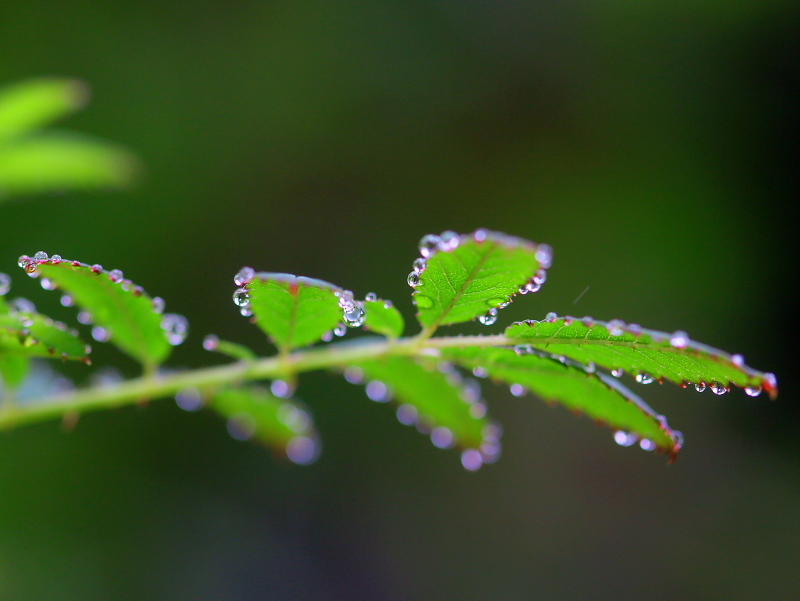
210, 385, 320, 465
411, 230, 549, 330
0, 132, 137, 197
352, 356, 498, 462
442, 346, 681, 458
506, 317, 777, 399
21, 255, 173, 369
240, 272, 345, 352
0, 78, 88, 143
363, 298, 404, 339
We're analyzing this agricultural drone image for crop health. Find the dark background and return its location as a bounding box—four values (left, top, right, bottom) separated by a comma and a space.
1, 2, 798, 599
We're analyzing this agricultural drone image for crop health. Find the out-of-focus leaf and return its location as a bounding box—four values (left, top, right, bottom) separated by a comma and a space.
21, 255, 173, 369
411, 230, 548, 330
240, 272, 344, 352
442, 346, 681, 458
0, 132, 137, 198
506, 316, 777, 399
363, 298, 404, 339
0, 78, 88, 142
210, 385, 320, 465
0, 311, 89, 361
0, 354, 30, 391
353, 356, 498, 463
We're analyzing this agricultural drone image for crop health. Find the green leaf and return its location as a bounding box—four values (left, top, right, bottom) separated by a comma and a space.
21, 255, 173, 369
0, 78, 88, 142
411, 230, 549, 331
441, 346, 681, 458
506, 316, 777, 399
241, 272, 345, 352
0, 353, 30, 392
201, 335, 257, 362
0, 311, 89, 362
352, 356, 498, 463
363, 297, 404, 339
209, 385, 320, 464
0, 132, 138, 198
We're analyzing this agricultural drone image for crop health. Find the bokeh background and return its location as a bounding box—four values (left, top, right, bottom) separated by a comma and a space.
1, 2, 798, 599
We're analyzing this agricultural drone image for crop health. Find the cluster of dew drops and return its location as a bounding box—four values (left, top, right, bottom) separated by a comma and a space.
341, 362, 501, 471
407, 229, 553, 326
15, 252, 189, 346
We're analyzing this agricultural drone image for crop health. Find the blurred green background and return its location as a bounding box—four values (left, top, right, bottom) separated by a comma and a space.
1, 2, 798, 599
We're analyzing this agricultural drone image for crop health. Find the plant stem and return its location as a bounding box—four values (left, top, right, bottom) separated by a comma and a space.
0, 334, 512, 432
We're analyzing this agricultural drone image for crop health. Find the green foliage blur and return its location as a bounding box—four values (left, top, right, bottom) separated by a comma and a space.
1, 2, 797, 600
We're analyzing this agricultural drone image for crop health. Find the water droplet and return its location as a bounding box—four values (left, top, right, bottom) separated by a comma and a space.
611, 368, 624, 378
270, 379, 294, 399
480, 440, 502, 464
59, 294, 73, 307
147, 296, 164, 314
334, 323, 347, 336
486, 297, 507, 309
473, 228, 488, 242
412, 258, 426, 272
365, 292, 378, 302
607, 319, 625, 337
581, 316, 595, 328
278, 404, 312, 433
414, 294, 433, 309
383, 300, 393, 309
33, 251, 49, 261
545, 312, 558, 323
175, 387, 203, 412
535, 244, 553, 269
695, 382, 706, 392
0, 273, 10, 296
40, 277, 57, 290
396, 404, 419, 425
461, 449, 483, 471
478, 308, 498, 326
227, 413, 256, 441
240, 307, 253, 317
469, 402, 487, 419
108, 269, 124, 283
639, 439, 657, 451
17, 256, 30, 269
532, 269, 547, 285
9, 298, 34, 314
710, 382, 728, 395
745, 385, 762, 397
636, 373, 655, 385
234, 266, 255, 287
365, 380, 391, 402
731, 354, 745, 367
438, 231, 460, 251
202, 334, 219, 351
50, 254, 62, 263
344, 366, 364, 384
431, 426, 455, 449
472, 366, 488, 378
407, 272, 421, 287
627, 323, 642, 336
670, 330, 689, 349
91, 326, 111, 342
77, 311, 92, 324
321, 331, 334, 342
509, 383, 527, 397
161, 313, 189, 345
25, 262, 39, 275
614, 431, 638, 447
462, 379, 481, 404
584, 362, 596, 374
514, 344, 533, 355
419, 234, 442, 258
232, 288, 250, 307
90, 264, 103, 274
337, 290, 355, 311
286, 435, 319, 465
343, 303, 366, 327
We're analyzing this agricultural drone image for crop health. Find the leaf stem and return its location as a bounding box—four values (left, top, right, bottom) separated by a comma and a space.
0, 334, 515, 432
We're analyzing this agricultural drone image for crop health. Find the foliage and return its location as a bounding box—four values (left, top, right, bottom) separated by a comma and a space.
0, 78, 777, 469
